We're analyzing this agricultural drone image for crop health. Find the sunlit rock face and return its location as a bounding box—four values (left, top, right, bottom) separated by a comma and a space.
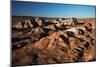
12, 16, 96, 66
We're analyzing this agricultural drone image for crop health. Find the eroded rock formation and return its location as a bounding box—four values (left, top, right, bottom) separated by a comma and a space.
12, 16, 96, 66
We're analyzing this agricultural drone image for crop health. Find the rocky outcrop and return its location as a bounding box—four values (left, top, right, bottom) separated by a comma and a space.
12, 16, 96, 66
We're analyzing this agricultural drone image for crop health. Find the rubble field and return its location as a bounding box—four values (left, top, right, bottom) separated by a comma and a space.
12, 16, 96, 66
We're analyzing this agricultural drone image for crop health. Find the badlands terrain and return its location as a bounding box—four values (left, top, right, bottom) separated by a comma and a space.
12, 16, 96, 66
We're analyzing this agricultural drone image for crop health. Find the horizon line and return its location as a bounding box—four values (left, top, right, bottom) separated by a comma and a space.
12, 15, 96, 18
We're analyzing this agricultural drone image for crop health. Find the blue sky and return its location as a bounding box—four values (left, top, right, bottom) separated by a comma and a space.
12, 1, 96, 18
